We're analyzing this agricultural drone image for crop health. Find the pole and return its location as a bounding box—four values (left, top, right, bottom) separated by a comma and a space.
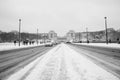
19, 19, 21, 46
86, 28, 89, 43
104, 17, 108, 44
37, 29, 38, 45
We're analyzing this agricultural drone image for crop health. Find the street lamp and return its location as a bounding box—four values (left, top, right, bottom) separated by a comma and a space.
19, 19, 21, 46
104, 17, 108, 44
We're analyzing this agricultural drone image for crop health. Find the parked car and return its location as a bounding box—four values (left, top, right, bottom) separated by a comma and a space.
45, 42, 53, 47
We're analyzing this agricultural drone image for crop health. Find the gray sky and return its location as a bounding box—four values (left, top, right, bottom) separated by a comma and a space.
0, 0, 120, 36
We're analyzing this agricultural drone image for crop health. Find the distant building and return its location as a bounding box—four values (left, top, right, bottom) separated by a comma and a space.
39, 33, 49, 42
48, 31, 57, 39
57, 37, 67, 42
106, 28, 115, 33
36, 31, 57, 43
78, 32, 86, 41
48, 30, 57, 42
66, 30, 75, 42
75, 32, 82, 42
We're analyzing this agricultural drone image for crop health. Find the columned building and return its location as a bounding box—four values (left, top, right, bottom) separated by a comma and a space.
48, 30, 57, 42
66, 30, 75, 42
75, 32, 81, 42
38, 31, 57, 43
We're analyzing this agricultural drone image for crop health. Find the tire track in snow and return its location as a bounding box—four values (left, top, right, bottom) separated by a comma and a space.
4, 43, 120, 80
39, 45, 65, 80
63, 44, 120, 80
5, 45, 61, 80
39, 57, 60, 80
57, 54, 69, 80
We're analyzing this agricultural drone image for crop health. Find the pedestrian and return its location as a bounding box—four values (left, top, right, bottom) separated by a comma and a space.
87, 40, 89, 44
117, 38, 120, 44
109, 39, 111, 43
14, 40, 16, 46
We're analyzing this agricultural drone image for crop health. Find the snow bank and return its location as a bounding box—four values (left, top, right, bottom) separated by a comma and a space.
0, 42, 45, 51
73, 43, 120, 49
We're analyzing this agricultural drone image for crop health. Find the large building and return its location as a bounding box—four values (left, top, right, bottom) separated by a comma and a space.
75, 32, 81, 41
65, 28, 118, 43
48, 31, 57, 42
38, 30, 57, 43
66, 30, 76, 42
66, 31, 87, 42
66, 30, 90, 42
48, 31, 57, 39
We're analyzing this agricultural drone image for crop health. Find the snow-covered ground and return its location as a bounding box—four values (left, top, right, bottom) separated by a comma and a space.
73, 43, 120, 49
0, 42, 44, 51
5, 43, 120, 80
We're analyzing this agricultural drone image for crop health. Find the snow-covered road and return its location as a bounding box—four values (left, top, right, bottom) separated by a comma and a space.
5, 43, 120, 80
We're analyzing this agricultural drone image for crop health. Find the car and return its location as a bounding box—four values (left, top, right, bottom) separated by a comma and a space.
66, 42, 71, 43
45, 42, 53, 47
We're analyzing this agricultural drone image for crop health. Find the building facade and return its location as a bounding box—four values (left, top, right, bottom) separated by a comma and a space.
66, 30, 76, 42
48, 30, 57, 42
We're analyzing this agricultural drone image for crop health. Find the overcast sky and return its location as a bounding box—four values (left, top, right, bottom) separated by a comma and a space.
0, 0, 120, 36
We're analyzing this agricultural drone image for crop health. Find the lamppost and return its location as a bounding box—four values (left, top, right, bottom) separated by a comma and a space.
104, 17, 108, 44
19, 19, 21, 46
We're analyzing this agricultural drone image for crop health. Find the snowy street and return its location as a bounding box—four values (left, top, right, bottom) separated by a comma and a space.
4, 43, 120, 80
1, 0, 120, 79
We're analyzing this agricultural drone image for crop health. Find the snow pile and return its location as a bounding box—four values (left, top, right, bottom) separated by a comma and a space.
0, 42, 44, 51
73, 43, 120, 49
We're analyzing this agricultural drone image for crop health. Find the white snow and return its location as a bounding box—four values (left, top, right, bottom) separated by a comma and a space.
4, 44, 61, 80
63, 44, 119, 80
73, 43, 120, 49
0, 42, 44, 51
5, 43, 120, 80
